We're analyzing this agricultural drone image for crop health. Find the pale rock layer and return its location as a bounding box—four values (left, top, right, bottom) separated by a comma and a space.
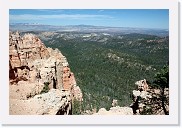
9, 32, 82, 115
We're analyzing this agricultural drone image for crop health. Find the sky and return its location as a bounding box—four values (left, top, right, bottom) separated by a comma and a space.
9, 9, 169, 29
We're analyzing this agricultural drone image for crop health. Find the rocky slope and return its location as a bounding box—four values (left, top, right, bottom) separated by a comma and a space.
9, 31, 82, 115
131, 79, 169, 115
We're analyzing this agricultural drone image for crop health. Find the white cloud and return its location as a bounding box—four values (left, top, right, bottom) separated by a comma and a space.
37, 9, 65, 13
9, 14, 113, 21
98, 10, 104, 12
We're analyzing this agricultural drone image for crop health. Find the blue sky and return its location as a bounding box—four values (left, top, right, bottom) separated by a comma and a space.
9, 9, 169, 29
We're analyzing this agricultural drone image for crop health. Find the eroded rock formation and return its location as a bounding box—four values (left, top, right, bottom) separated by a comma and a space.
130, 79, 169, 115
9, 32, 82, 115
94, 107, 133, 115
135, 79, 149, 92
94, 79, 169, 115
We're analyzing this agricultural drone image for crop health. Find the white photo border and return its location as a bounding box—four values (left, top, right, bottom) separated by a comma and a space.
0, 0, 179, 125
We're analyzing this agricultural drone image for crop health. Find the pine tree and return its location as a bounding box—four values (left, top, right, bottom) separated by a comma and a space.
153, 65, 169, 115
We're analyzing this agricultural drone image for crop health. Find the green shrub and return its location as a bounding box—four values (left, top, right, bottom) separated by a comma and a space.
72, 99, 82, 115
40, 82, 50, 94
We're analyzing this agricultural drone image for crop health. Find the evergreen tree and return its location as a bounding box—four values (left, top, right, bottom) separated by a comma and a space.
153, 65, 169, 115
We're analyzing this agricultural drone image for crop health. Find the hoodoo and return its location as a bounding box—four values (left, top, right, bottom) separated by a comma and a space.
9, 32, 82, 115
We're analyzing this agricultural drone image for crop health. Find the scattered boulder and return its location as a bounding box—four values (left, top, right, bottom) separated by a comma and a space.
135, 79, 149, 91
111, 99, 118, 107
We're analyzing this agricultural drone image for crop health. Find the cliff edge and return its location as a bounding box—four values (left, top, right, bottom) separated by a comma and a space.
9, 32, 82, 115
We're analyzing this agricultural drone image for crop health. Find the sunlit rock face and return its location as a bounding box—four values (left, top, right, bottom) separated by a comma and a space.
131, 79, 169, 115
9, 32, 82, 115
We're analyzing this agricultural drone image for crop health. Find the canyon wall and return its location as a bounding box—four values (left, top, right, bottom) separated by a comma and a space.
9, 32, 82, 115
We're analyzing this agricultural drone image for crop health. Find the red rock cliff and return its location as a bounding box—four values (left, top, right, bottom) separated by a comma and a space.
9, 32, 82, 115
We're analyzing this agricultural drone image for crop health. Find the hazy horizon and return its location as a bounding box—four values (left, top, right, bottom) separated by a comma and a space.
10, 22, 169, 30
9, 9, 169, 29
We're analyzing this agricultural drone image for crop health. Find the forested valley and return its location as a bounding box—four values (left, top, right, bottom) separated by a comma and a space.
21, 31, 169, 114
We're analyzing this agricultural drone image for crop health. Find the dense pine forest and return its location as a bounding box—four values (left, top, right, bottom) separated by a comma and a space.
21, 31, 169, 114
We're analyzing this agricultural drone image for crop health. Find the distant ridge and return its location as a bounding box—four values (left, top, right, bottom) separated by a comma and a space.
10, 23, 169, 37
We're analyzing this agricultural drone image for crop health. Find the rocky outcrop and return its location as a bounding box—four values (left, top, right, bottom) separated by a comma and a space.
135, 79, 149, 92
94, 79, 169, 115
130, 79, 169, 115
9, 32, 82, 115
93, 100, 133, 115
10, 89, 72, 115
94, 107, 133, 115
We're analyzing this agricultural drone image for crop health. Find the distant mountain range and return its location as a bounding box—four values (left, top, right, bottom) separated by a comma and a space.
10, 23, 169, 37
